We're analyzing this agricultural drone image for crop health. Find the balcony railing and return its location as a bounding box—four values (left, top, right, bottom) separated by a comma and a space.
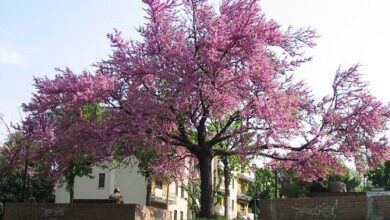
218, 183, 226, 193
215, 205, 225, 216
150, 188, 176, 204
237, 191, 252, 203
168, 192, 177, 204
238, 211, 254, 220
237, 171, 255, 182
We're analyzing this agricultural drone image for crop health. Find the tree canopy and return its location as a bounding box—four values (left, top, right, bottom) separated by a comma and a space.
20, 0, 390, 217
368, 161, 390, 188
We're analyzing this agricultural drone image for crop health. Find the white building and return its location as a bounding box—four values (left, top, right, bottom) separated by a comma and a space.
55, 158, 255, 220
55, 163, 189, 219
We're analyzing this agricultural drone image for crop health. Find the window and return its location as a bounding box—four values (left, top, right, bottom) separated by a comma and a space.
175, 183, 179, 196
155, 180, 163, 189
180, 185, 185, 198
213, 170, 217, 184
98, 173, 105, 188
231, 200, 234, 211
232, 181, 234, 190
174, 210, 177, 220
180, 211, 183, 220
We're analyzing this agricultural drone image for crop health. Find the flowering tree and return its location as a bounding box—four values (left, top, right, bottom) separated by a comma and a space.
0, 115, 24, 181
22, 0, 390, 217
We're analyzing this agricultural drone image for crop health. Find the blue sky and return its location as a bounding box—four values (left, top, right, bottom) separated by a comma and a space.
1, 0, 390, 140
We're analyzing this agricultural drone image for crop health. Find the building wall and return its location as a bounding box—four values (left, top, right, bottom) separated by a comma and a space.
212, 158, 252, 219
54, 163, 187, 219
168, 182, 189, 220
55, 166, 114, 203
114, 166, 147, 205
56, 165, 147, 205
54, 158, 254, 220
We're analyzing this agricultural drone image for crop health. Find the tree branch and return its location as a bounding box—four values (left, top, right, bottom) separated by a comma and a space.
207, 111, 240, 147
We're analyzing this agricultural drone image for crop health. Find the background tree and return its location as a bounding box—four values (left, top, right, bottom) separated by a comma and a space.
279, 169, 310, 198
367, 161, 390, 189
0, 120, 54, 204
22, 0, 390, 217
133, 148, 158, 206
248, 167, 279, 200
327, 170, 363, 192
249, 166, 365, 201
61, 155, 93, 203
0, 115, 24, 180
182, 181, 201, 217
0, 164, 54, 203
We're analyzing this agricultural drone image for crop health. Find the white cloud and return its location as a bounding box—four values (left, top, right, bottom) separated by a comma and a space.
0, 46, 24, 65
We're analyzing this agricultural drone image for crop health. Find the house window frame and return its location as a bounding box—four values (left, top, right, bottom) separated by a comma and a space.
155, 180, 163, 189
180, 185, 185, 198
98, 173, 105, 189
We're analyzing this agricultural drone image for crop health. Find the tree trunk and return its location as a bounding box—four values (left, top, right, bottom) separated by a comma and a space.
145, 177, 152, 206
21, 145, 29, 202
223, 156, 230, 219
198, 154, 214, 218
69, 187, 74, 204
69, 174, 75, 204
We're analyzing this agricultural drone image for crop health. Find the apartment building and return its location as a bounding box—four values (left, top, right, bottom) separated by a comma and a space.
55, 158, 255, 220
55, 163, 189, 220
212, 159, 255, 219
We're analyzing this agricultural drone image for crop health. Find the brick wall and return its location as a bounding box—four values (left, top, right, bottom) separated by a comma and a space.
4, 203, 170, 220
259, 195, 390, 220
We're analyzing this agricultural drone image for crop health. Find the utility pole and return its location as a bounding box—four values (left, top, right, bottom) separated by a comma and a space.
254, 185, 257, 220
274, 170, 278, 199
21, 144, 29, 202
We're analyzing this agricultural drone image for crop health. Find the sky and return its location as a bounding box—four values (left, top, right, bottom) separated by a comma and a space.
1, 0, 390, 140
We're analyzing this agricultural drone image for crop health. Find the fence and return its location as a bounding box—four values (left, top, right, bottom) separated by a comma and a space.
259, 194, 390, 220
4, 203, 170, 220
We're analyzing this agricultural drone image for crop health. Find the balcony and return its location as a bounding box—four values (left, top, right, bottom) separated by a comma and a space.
215, 205, 225, 216
217, 161, 224, 171
237, 191, 252, 203
237, 211, 254, 220
237, 171, 255, 182
218, 183, 226, 194
150, 188, 176, 205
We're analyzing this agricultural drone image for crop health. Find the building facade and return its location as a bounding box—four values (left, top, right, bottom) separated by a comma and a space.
212, 159, 255, 219
55, 158, 255, 220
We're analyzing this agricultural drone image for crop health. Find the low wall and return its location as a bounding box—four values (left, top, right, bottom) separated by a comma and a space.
4, 203, 170, 220
259, 195, 390, 220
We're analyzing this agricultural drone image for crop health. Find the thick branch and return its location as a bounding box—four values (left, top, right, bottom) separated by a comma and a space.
212, 148, 298, 161
207, 111, 240, 147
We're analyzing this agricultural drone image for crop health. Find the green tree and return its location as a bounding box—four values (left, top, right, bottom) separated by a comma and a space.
182, 181, 201, 217
0, 152, 55, 204
327, 170, 363, 192
277, 169, 310, 198
0, 169, 54, 203
248, 168, 278, 199
62, 155, 93, 203
368, 161, 390, 188
133, 148, 158, 206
